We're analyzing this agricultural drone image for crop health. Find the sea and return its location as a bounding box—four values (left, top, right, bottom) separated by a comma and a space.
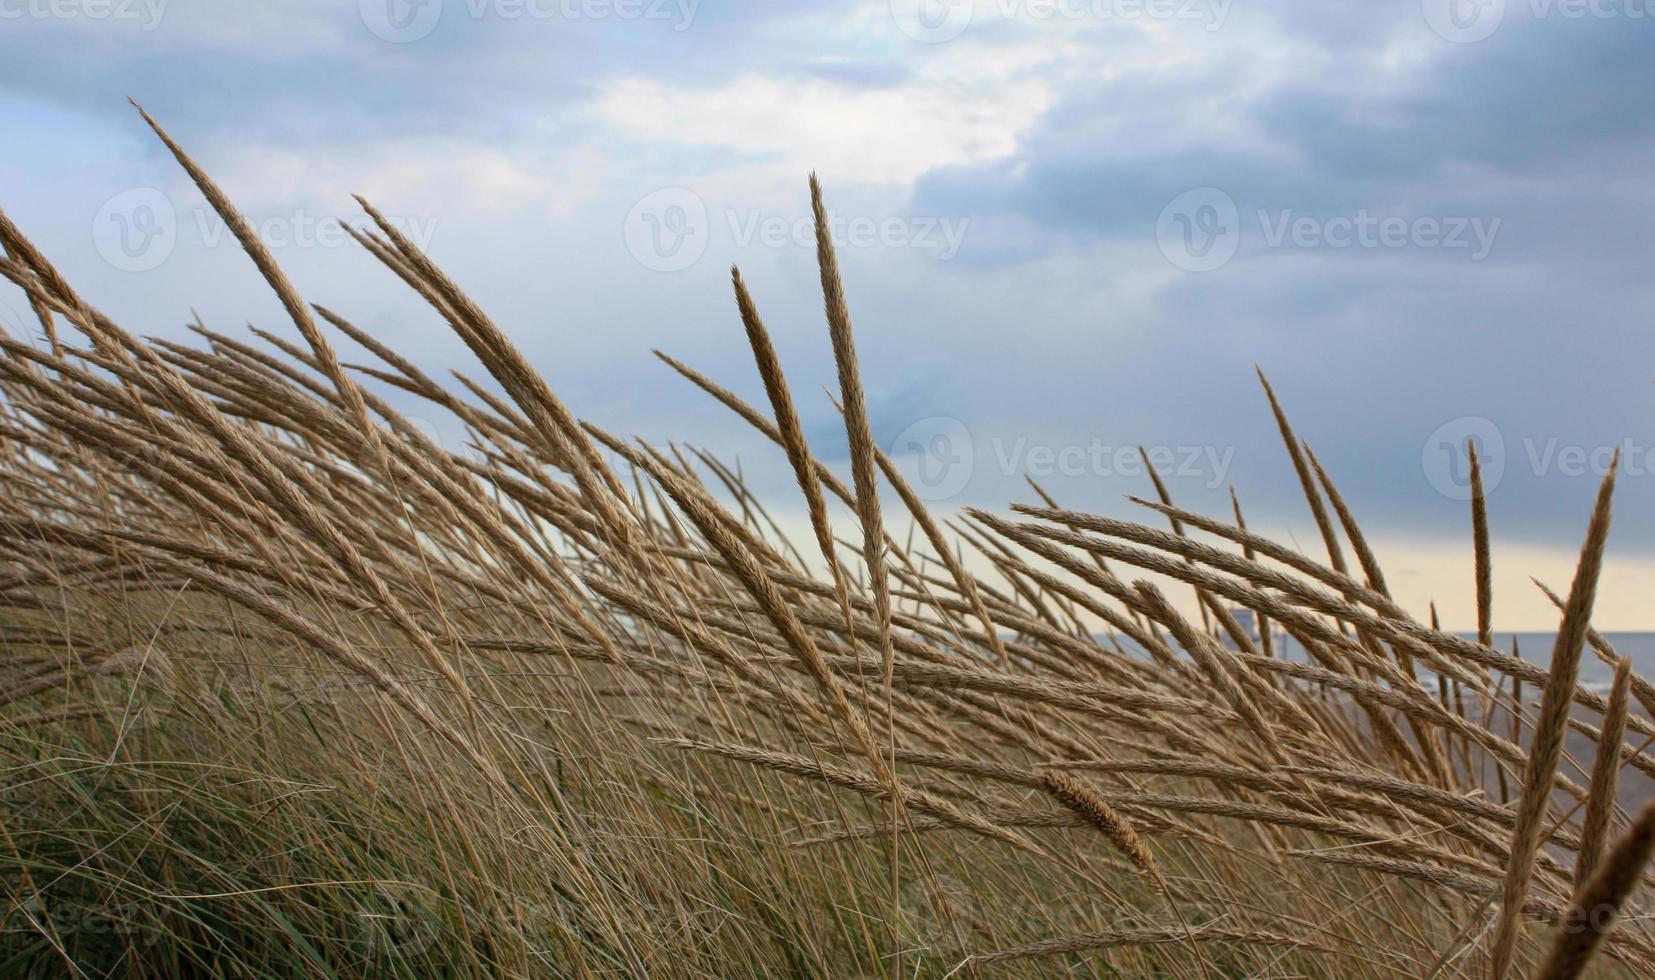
1110, 628, 1655, 809
1269, 631, 1655, 693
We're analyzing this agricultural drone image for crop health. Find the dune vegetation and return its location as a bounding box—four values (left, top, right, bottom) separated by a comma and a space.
1, 109, 1652, 978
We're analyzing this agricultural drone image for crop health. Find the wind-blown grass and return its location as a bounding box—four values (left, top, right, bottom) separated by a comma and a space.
0, 108, 1651, 978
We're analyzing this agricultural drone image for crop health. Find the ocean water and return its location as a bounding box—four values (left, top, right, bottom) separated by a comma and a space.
1106, 628, 1655, 692
1271, 632, 1655, 692
1104, 628, 1655, 808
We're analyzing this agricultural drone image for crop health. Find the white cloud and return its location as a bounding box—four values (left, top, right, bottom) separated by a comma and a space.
189, 137, 570, 218
593, 70, 1051, 187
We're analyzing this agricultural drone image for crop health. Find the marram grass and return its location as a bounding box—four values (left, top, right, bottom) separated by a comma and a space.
1, 107, 1652, 978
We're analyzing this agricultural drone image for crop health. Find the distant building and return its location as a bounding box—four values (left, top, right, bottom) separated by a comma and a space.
1224, 607, 1282, 652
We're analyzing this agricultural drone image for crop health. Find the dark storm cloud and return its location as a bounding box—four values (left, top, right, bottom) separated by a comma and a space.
0, 0, 797, 141
1, 0, 1649, 558
902, 3, 1655, 547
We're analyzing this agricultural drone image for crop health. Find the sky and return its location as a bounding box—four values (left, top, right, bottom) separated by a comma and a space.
0, 0, 1652, 628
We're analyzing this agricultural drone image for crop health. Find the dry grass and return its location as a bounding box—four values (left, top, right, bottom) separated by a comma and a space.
0, 110, 1652, 977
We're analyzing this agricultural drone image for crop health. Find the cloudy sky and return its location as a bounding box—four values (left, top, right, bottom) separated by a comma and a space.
1, 0, 1651, 627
